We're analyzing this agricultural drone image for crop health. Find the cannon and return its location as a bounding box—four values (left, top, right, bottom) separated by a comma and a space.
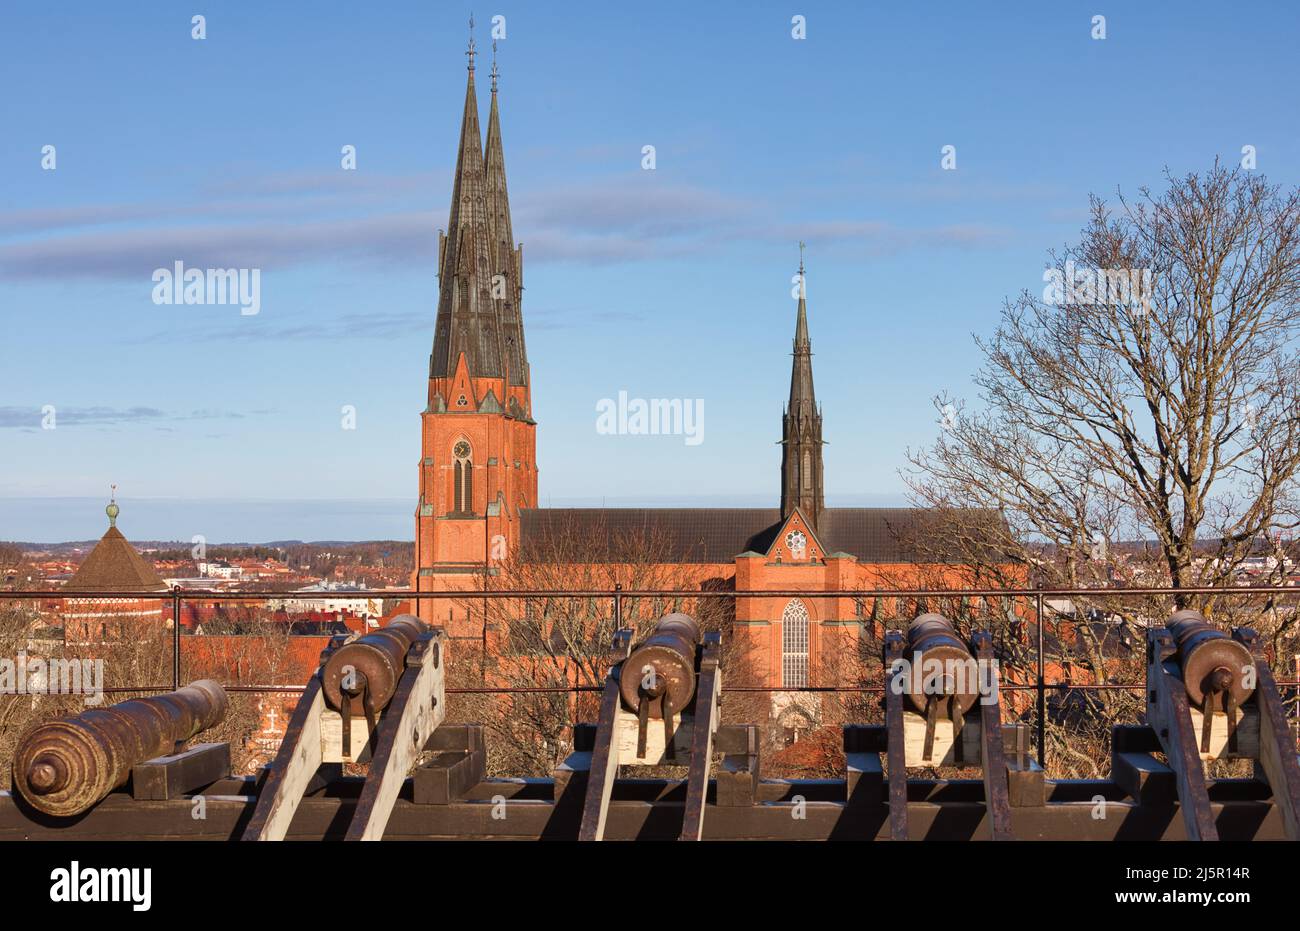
13, 679, 227, 818
899, 613, 981, 767
571, 613, 722, 841
244, 617, 447, 842
1141, 612, 1281, 841
903, 613, 980, 718
322, 614, 426, 715
618, 612, 701, 720
1167, 610, 1254, 716
321, 615, 428, 758
883, 615, 1012, 840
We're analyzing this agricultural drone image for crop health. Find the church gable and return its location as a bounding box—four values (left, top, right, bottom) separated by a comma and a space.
765, 507, 826, 564
447, 354, 478, 411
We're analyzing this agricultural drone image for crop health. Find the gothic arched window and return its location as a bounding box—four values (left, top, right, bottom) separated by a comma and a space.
453, 440, 473, 513
782, 599, 810, 688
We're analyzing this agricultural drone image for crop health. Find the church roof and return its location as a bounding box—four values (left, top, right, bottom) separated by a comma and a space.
519, 507, 1006, 565
66, 525, 168, 592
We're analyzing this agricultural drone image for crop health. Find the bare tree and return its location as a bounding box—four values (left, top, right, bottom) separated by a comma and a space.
905, 164, 1300, 773
911, 164, 1300, 595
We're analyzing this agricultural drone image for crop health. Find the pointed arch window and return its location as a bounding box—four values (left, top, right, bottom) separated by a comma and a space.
782, 599, 810, 688
453, 440, 473, 514
801, 451, 812, 490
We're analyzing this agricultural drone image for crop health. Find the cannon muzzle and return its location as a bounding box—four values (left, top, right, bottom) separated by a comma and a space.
322, 614, 427, 713
14, 679, 228, 817
903, 613, 980, 717
1166, 609, 1254, 709
618, 613, 702, 717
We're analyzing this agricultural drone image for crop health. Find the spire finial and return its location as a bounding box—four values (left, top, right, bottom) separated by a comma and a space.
490, 40, 499, 92
106, 484, 119, 528
797, 241, 806, 297
466, 14, 477, 71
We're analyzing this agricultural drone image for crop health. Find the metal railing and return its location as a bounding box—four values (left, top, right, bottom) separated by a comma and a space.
4, 584, 1299, 770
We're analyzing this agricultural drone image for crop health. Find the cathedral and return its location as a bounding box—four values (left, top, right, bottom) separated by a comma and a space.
413, 44, 999, 714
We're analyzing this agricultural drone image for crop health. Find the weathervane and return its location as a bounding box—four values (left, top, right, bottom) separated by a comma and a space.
466, 14, 476, 70
491, 40, 499, 92
106, 484, 119, 528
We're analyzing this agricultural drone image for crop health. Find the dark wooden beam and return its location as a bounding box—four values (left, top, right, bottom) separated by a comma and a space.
577, 629, 632, 841
883, 631, 909, 841
1146, 627, 1218, 841
131, 743, 231, 801
1235, 627, 1300, 841
0, 788, 1285, 841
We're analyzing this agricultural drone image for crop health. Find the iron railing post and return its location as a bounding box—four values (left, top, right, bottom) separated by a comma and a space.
613, 582, 622, 628
171, 586, 182, 690
1036, 591, 1045, 768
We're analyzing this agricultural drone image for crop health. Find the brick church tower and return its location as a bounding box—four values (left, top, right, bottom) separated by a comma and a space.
413, 38, 536, 624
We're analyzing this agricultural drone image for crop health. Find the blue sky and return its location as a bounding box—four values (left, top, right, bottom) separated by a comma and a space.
2, 1, 1297, 542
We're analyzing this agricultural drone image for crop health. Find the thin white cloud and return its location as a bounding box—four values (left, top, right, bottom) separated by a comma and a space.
0, 406, 260, 428
0, 171, 1009, 281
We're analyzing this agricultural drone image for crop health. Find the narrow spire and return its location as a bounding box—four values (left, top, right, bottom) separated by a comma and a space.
484, 42, 528, 387
781, 246, 824, 529
790, 250, 813, 402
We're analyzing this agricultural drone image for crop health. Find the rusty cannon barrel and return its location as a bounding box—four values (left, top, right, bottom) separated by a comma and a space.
902, 613, 980, 717
322, 614, 426, 713
13, 679, 228, 818
1166, 609, 1254, 710
619, 613, 702, 717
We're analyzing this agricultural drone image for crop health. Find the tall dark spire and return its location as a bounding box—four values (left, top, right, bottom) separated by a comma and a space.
781, 243, 824, 530
430, 21, 506, 380
484, 40, 528, 386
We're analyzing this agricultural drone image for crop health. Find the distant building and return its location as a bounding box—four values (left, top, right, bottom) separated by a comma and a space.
62, 496, 169, 643
198, 560, 243, 580
275, 582, 381, 622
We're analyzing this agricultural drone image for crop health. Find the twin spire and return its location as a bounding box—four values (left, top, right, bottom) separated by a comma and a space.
430, 23, 528, 388
433, 29, 818, 524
